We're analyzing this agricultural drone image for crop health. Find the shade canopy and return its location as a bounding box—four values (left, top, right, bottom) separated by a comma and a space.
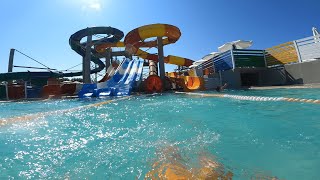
201, 52, 220, 61
189, 52, 219, 68
312, 27, 319, 36
218, 40, 253, 53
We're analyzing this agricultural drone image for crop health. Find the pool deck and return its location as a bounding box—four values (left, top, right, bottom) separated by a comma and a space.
0, 95, 79, 103
1, 84, 319, 103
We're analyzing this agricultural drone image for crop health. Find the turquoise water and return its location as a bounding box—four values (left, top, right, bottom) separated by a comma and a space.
0, 88, 320, 179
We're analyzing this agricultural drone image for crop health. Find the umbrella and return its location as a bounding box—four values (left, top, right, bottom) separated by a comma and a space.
312, 27, 319, 43
201, 52, 220, 61
218, 40, 253, 53
193, 59, 207, 65
312, 27, 319, 36
192, 52, 219, 66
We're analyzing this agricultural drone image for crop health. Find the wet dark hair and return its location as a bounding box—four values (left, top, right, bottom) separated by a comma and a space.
215, 86, 221, 92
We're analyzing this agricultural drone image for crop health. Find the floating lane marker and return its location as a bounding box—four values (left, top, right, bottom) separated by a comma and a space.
0, 96, 130, 127
176, 92, 320, 104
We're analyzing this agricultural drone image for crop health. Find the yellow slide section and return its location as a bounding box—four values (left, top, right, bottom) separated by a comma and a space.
123, 23, 194, 67
95, 24, 194, 67
183, 76, 205, 91
138, 24, 167, 39
168, 72, 205, 91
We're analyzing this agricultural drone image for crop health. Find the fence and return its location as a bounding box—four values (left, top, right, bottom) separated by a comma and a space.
265, 34, 320, 66
194, 58, 214, 76
265, 42, 298, 66
212, 50, 234, 72
295, 34, 320, 62
193, 34, 320, 73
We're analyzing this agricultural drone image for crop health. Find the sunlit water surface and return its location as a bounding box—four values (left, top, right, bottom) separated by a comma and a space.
0, 88, 319, 179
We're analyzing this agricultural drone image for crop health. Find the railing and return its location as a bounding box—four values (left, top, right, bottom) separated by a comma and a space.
265, 42, 298, 66
195, 59, 214, 70
212, 50, 233, 71
194, 58, 214, 76
194, 34, 320, 73
265, 34, 320, 66
295, 34, 320, 62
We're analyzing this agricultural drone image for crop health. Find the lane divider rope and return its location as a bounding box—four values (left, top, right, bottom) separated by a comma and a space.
175, 92, 320, 104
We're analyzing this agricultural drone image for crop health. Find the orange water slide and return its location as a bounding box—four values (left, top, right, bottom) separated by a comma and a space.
95, 41, 156, 51
123, 24, 194, 67
183, 76, 205, 91
96, 27, 194, 67
98, 61, 119, 83
96, 24, 195, 93
168, 72, 205, 91
145, 75, 163, 93
124, 24, 194, 93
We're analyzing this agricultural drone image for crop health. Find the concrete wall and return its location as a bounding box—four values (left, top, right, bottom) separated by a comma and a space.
220, 67, 287, 89
221, 69, 242, 89
204, 77, 220, 90
195, 66, 203, 77
0, 85, 7, 100
285, 60, 320, 84
259, 68, 287, 86
202, 59, 320, 89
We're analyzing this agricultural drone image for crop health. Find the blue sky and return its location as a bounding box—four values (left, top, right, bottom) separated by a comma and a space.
0, 0, 319, 75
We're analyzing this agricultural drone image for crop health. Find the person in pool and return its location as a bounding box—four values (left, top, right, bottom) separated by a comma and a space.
144, 146, 279, 180
144, 146, 233, 179
215, 83, 228, 92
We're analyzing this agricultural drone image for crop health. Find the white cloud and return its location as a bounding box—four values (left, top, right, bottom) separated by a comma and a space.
81, 0, 103, 12
89, 2, 101, 11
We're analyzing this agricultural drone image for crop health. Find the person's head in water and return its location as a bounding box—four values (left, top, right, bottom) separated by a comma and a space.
216, 83, 228, 92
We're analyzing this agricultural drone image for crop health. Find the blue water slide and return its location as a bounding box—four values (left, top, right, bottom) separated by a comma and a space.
79, 58, 144, 98
113, 60, 135, 85
78, 59, 129, 98
135, 59, 144, 83
78, 84, 98, 98
113, 60, 140, 96
114, 59, 144, 96
92, 59, 133, 97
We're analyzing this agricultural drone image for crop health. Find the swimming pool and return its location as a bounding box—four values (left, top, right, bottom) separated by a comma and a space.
0, 88, 319, 179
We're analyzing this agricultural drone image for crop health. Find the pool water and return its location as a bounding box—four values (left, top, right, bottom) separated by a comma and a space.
0, 88, 320, 179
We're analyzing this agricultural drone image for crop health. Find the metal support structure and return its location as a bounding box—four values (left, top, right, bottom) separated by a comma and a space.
124, 52, 129, 59
149, 61, 158, 76
157, 37, 165, 80
105, 48, 111, 70
230, 50, 235, 70
293, 40, 302, 63
94, 63, 98, 83
83, 31, 92, 84
5, 82, 9, 100
263, 50, 267, 67
8, 49, 15, 72
12, 65, 57, 70
24, 81, 28, 99
219, 71, 222, 86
